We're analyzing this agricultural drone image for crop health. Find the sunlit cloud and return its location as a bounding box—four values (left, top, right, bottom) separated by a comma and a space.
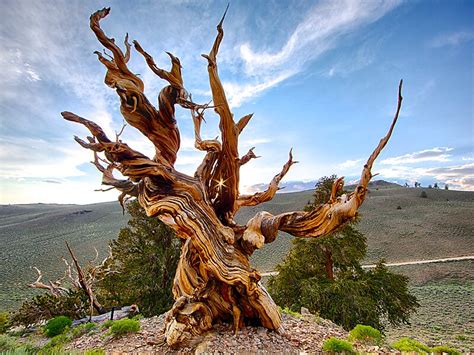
381, 147, 453, 165
377, 163, 474, 190
337, 158, 363, 170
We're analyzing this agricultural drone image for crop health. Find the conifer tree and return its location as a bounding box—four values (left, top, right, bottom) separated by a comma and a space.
268, 176, 419, 331
96, 200, 181, 316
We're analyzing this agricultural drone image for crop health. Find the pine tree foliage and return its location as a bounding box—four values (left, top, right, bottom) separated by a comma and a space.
268, 176, 419, 331
96, 200, 181, 317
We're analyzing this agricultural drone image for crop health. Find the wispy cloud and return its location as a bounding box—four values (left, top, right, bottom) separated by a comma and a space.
381, 147, 453, 165
325, 39, 378, 77
337, 158, 364, 170
429, 30, 474, 48
230, 0, 401, 107
0, 136, 90, 179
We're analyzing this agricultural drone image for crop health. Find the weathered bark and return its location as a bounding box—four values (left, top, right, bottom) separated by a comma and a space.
63, 7, 403, 347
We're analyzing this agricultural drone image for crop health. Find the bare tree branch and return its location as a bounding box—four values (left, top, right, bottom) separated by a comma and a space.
237, 149, 297, 209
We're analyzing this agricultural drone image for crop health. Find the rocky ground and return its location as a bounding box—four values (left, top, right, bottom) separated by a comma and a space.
64, 311, 383, 354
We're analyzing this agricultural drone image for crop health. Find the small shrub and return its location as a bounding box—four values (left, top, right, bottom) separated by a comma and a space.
109, 319, 140, 337
0, 312, 10, 334
85, 348, 106, 355
432, 345, 460, 355
42, 333, 69, 351
11, 290, 88, 326
278, 307, 301, 318
0, 334, 16, 352
71, 322, 97, 338
100, 320, 114, 329
322, 337, 354, 353
348, 324, 382, 345
391, 337, 431, 353
396, 205, 402, 210
44, 316, 72, 337
132, 314, 144, 321
420, 190, 428, 198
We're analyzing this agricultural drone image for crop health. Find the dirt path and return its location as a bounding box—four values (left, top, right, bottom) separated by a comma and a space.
260, 255, 474, 277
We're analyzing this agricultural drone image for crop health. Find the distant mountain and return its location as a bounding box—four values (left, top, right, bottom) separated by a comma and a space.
246, 179, 401, 194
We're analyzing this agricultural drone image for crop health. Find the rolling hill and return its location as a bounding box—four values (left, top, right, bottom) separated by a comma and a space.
1, 182, 473, 310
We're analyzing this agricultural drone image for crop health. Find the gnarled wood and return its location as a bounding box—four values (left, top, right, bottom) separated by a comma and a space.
63, 6, 403, 347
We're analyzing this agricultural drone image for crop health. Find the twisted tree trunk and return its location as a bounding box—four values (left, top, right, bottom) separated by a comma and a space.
63, 7, 403, 347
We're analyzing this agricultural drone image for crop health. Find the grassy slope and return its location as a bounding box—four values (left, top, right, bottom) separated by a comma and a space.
0, 202, 128, 310
385, 261, 473, 351
235, 184, 474, 272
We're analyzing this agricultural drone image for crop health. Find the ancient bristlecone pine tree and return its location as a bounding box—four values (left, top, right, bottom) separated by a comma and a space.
63, 7, 403, 346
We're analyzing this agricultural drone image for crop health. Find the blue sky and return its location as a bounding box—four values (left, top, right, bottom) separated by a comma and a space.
0, 0, 473, 204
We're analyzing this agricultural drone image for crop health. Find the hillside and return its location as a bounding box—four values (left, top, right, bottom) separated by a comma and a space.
238, 184, 474, 272
0, 202, 128, 310
1, 183, 473, 311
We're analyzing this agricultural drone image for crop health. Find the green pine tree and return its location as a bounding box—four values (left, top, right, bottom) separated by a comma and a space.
96, 200, 181, 317
268, 176, 419, 331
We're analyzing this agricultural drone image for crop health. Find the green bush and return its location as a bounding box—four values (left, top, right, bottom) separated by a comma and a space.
0, 334, 38, 354
11, 290, 88, 326
0, 334, 16, 352
109, 319, 140, 337
0, 312, 10, 334
391, 337, 431, 353
42, 333, 69, 352
70, 322, 97, 338
100, 320, 114, 329
432, 345, 460, 355
44, 316, 72, 337
322, 337, 355, 353
85, 349, 105, 355
278, 307, 301, 318
95, 200, 180, 317
348, 324, 382, 345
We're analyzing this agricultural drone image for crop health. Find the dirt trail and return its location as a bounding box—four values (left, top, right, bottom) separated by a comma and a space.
260, 255, 474, 277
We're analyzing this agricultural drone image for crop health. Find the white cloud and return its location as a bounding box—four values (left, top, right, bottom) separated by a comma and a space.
337, 158, 363, 170
429, 31, 474, 48
240, 137, 271, 147
233, 0, 401, 106
381, 147, 453, 165
325, 40, 377, 77
0, 177, 118, 205
377, 163, 474, 190
223, 72, 293, 108
0, 1, 118, 134
0, 136, 90, 179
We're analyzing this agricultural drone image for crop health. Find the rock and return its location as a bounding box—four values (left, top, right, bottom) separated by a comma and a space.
300, 307, 311, 315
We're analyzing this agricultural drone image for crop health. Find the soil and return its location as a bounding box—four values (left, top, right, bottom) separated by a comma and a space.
64, 311, 382, 354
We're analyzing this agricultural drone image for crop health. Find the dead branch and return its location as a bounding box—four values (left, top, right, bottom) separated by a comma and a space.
239, 147, 260, 166
28, 267, 69, 298
237, 149, 297, 209
66, 242, 106, 314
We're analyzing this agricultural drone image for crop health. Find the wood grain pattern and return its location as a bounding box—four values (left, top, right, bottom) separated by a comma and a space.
63, 7, 403, 347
